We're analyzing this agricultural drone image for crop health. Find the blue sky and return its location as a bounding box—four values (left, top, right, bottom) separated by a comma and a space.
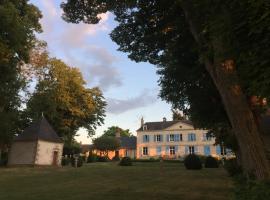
30, 0, 172, 143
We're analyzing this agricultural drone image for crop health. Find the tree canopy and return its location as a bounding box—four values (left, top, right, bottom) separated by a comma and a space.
93, 136, 120, 156
61, 0, 270, 179
103, 126, 132, 137
26, 57, 106, 144
0, 0, 42, 150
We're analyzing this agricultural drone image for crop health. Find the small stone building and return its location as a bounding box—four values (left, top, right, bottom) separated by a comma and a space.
8, 117, 63, 166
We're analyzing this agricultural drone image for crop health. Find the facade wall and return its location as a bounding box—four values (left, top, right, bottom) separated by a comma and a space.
35, 140, 63, 166
137, 123, 221, 159
8, 141, 36, 165
94, 148, 136, 159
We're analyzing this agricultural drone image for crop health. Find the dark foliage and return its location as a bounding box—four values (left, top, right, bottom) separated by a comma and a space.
224, 158, 242, 177
0, 152, 8, 166
61, 157, 70, 166
87, 154, 97, 163
184, 154, 202, 170
119, 157, 132, 166
96, 156, 109, 162
205, 156, 219, 168
112, 155, 120, 161
233, 176, 270, 200
71, 156, 83, 167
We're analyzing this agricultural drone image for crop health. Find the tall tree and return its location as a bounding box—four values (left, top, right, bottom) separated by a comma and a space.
93, 136, 120, 157
26, 58, 106, 145
0, 0, 42, 154
103, 126, 132, 137
61, 0, 270, 179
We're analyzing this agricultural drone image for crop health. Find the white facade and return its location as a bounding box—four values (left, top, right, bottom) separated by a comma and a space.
35, 140, 63, 166
137, 121, 222, 159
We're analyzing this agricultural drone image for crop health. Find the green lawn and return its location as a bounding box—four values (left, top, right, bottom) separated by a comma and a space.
0, 162, 233, 200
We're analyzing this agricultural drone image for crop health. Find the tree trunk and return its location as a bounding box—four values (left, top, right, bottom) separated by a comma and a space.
181, 0, 270, 180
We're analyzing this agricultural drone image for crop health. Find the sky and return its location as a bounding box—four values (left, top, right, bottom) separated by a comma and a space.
30, 0, 172, 143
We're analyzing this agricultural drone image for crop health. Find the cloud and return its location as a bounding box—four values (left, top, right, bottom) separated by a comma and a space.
106, 89, 158, 114
34, 0, 121, 92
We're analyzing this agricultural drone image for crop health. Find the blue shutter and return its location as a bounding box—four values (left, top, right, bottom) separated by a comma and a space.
188, 134, 191, 141
204, 146, 210, 156
166, 146, 170, 154
216, 145, 221, 155
175, 146, 178, 153
147, 135, 150, 142
153, 135, 156, 142
166, 135, 169, 142
193, 134, 196, 141
175, 134, 180, 141
185, 146, 189, 154
194, 146, 198, 154
143, 135, 146, 143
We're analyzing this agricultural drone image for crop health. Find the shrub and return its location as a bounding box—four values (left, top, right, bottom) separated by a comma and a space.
132, 158, 160, 162
112, 155, 120, 161
233, 176, 270, 200
224, 158, 242, 176
97, 156, 109, 162
87, 154, 97, 163
0, 152, 8, 166
205, 156, 219, 168
197, 155, 207, 164
184, 154, 202, 170
71, 156, 83, 167
119, 157, 132, 166
61, 157, 70, 166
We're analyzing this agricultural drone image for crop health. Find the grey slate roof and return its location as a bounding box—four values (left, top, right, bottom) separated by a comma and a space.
119, 136, 136, 149
137, 120, 193, 131
14, 117, 63, 143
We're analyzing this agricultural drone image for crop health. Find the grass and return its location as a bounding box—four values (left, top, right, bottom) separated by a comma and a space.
0, 162, 233, 200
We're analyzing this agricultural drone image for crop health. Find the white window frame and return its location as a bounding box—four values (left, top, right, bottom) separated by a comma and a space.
143, 147, 148, 155
169, 134, 175, 142
169, 146, 175, 155
156, 134, 161, 142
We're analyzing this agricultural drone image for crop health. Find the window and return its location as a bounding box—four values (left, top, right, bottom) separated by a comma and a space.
143, 125, 147, 131
188, 133, 196, 141
169, 146, 175, 155
169, 134, 175, 141
204, 145, 210, 156
143, 135, 149, 143
143, 147, 148, 155
156, 146, 162, 155
156, 134, 161, 142
203, 133, 211, 141
189, 146, 195, 154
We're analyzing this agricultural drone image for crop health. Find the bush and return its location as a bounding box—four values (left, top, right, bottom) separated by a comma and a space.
233, 176, 270, 200
97, 156, 109, 162
0, 152, 8, 166
61, 157, 70, 166
87, 154, 97, 163
71, 156, 83, 167
119, 157, 132, 166
224, 158, 242, 176
184, 154, 202, 170
112, 155, 120, 161
132, 158, 160, 162
197, 155, 207, 164
205, 156, 219, 168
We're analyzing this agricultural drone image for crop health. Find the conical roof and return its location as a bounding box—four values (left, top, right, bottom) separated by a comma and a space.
14, 117, 63, 143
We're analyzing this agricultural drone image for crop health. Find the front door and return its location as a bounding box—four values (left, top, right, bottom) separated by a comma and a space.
52, 151, 58, 166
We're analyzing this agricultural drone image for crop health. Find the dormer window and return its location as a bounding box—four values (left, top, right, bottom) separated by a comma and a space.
143, 125, 147, 131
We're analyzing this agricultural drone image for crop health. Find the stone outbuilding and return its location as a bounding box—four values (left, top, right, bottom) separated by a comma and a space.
8, 117, 63, 166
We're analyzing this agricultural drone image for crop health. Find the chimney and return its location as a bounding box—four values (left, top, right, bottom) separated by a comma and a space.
163, 117, 167, 122
141, 117, 144, 127
115, 128, 121, 138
